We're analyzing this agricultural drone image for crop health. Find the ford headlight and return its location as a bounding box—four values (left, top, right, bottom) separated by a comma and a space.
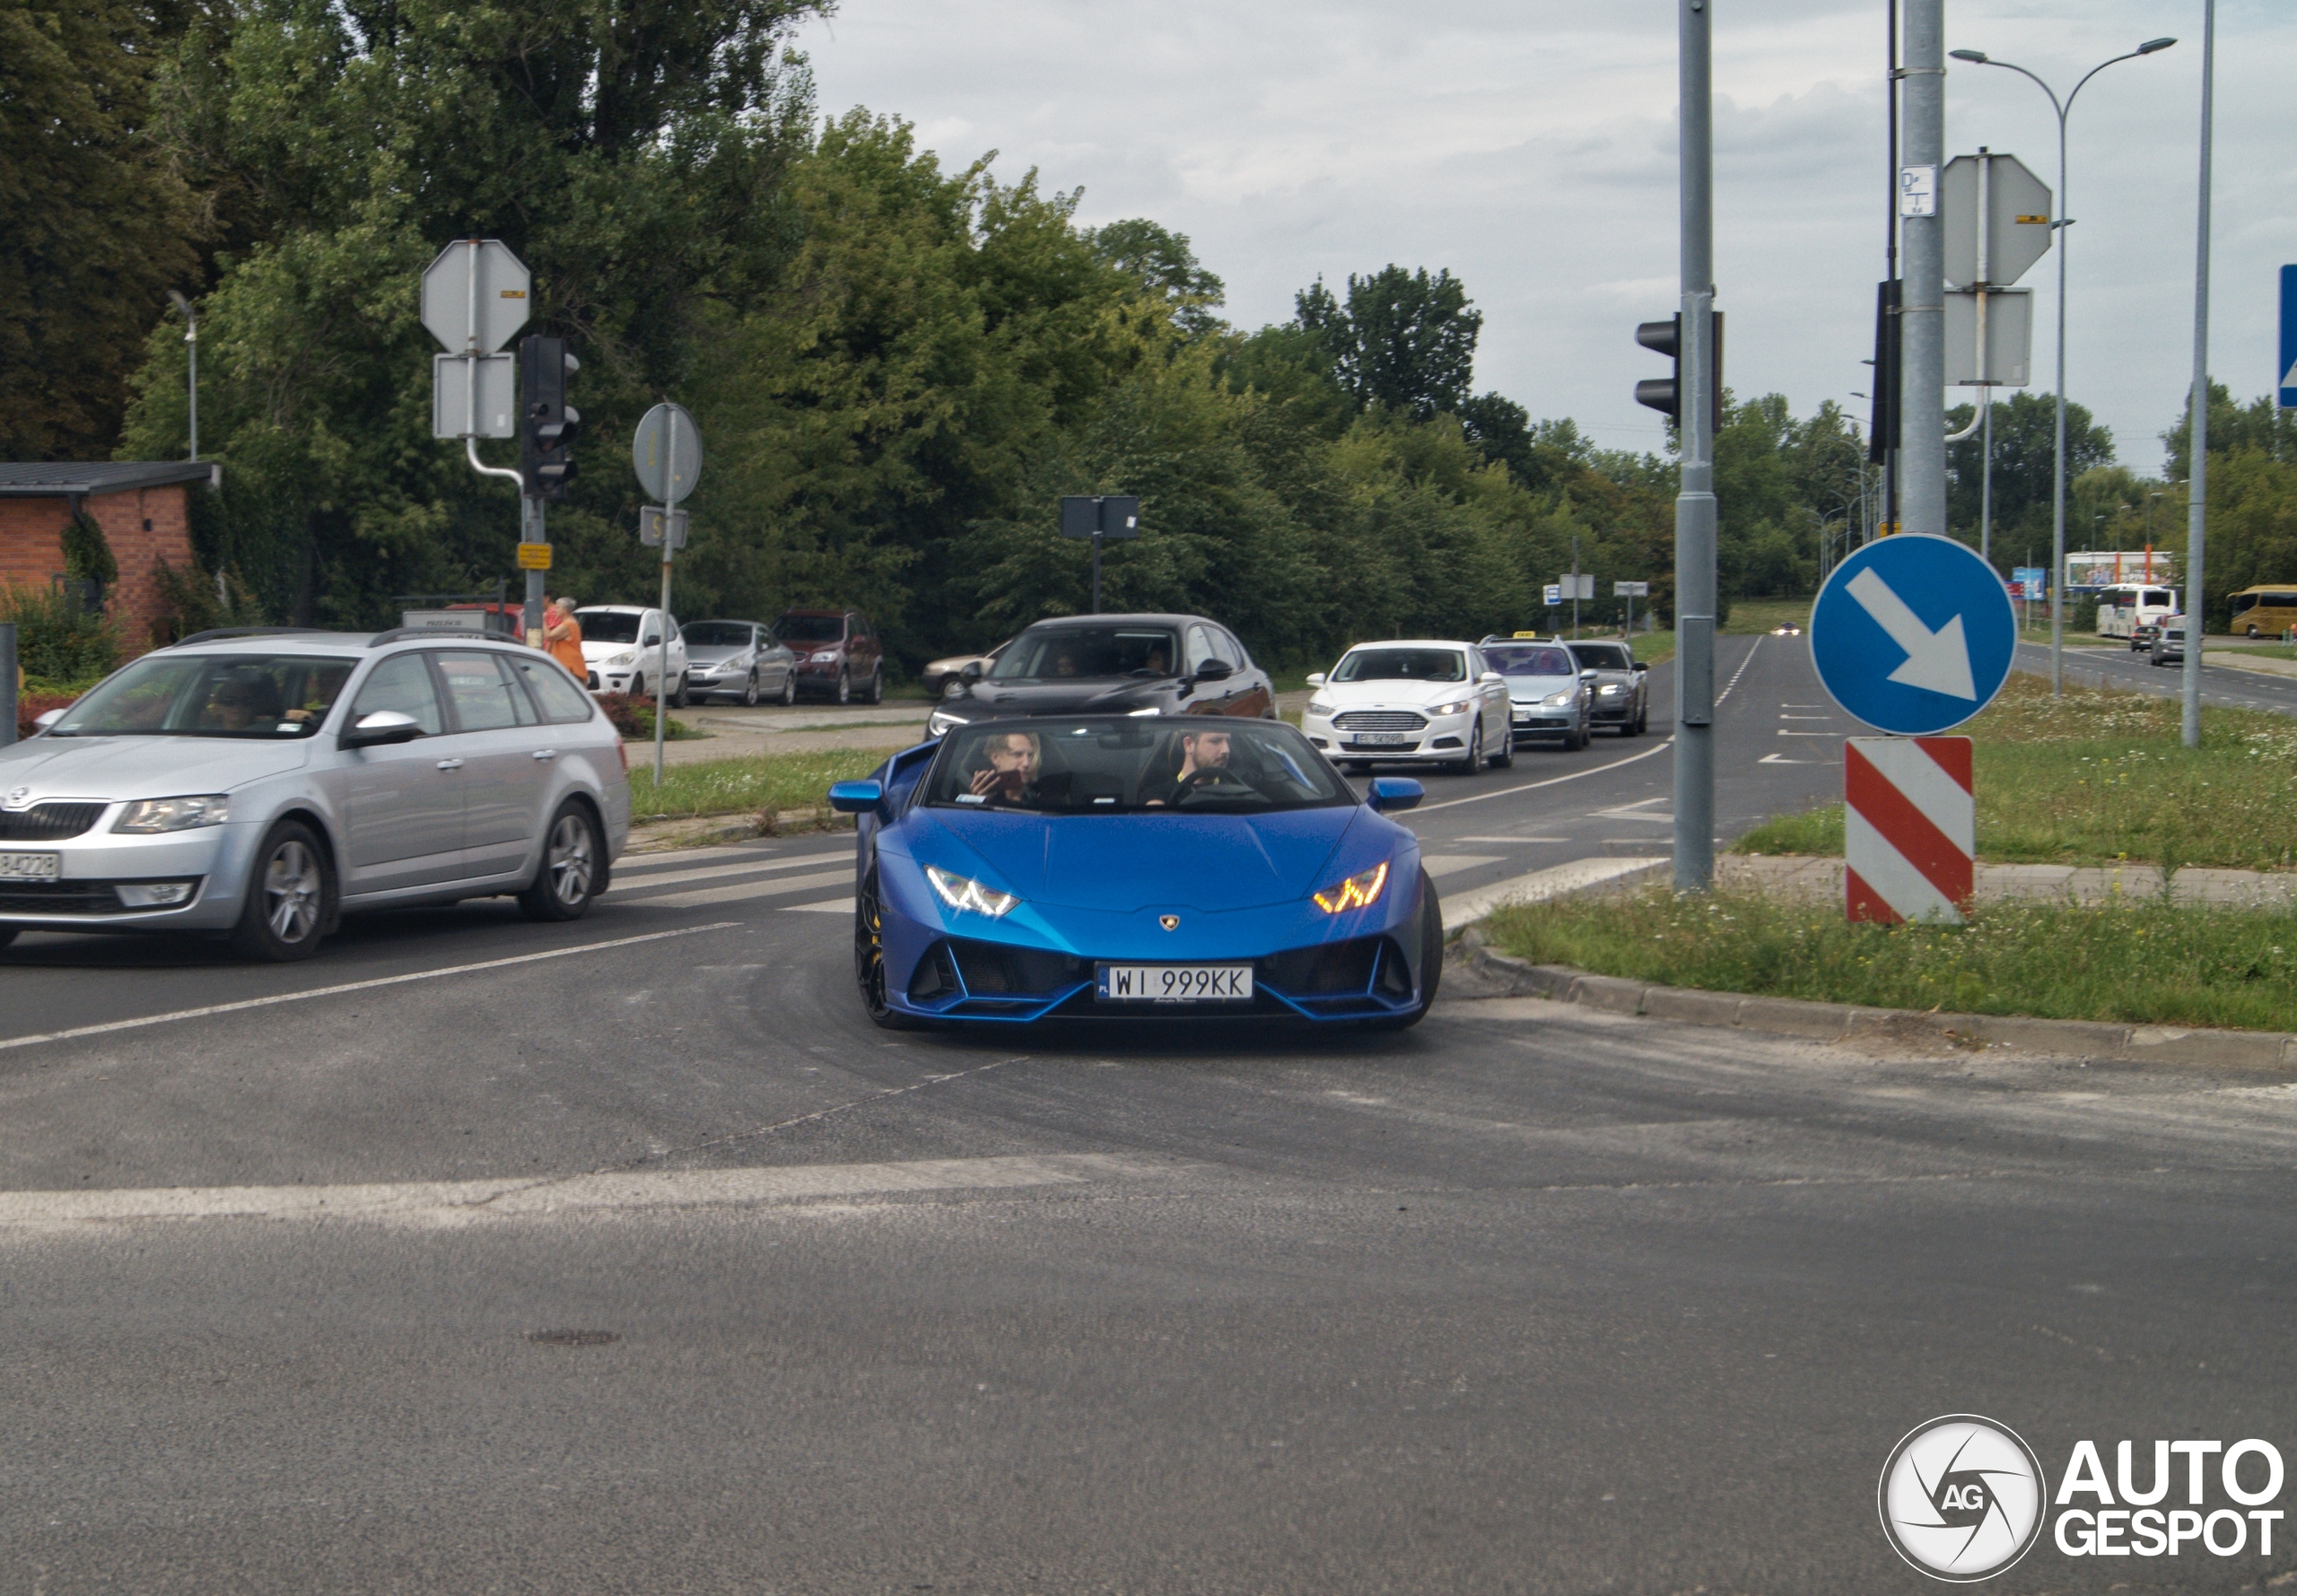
1543, 691, 1576, 707
114, 794, 231, 833
1313, 860, 1390, 914
925, 865, 1021, 919
606, 650, 636, 667
1306, 699, 1333, 718
1428, 699, 1472, 717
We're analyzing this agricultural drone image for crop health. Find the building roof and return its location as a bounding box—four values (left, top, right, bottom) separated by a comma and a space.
0, 461, 220, 497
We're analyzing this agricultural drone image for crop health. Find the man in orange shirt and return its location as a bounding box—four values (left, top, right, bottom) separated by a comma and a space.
543, 597, 587, 683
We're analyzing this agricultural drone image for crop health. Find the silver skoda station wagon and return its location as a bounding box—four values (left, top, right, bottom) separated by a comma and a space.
0, 626, 631, 960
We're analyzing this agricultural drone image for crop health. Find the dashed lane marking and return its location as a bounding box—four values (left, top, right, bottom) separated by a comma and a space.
633, 869, 853, 909
784, 898, 855, 914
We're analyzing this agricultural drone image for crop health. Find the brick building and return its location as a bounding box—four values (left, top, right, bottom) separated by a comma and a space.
0, 462, 218, 656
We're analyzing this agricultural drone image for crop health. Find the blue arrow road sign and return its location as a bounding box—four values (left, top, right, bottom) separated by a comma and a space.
1810, 535, 2017, 735
2281, 266, 2297, 409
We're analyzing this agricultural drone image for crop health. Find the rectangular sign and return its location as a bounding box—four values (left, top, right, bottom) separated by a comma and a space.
1899, 164, 1937, 218
1557, 574, 1594, 600
431, 353, 515, 439
0, 850, 61, 882
639, 506, 688, 550
1543, 583, 1563, 606
1846, 737, 1973, 926
516, 542, 552, 571
2281, 265, 2297, 410
1613, 580, 1649, 597
1943, 288, 2033, 387
1059, 495, 1142, 540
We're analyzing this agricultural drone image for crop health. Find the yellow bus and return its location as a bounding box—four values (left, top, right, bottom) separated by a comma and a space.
2228, 586, 2297, 639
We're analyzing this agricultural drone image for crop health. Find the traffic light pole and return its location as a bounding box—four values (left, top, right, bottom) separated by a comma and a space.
1673, 0, 1716, 894
522, 499, 546, 642
1899, 0, 1947, 539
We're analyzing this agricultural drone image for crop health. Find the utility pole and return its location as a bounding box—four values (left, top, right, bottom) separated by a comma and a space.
1570, 534, 1582, 639
1899, 0, 1946, 539
2181, 0, 2214, 749
168, 291, 198, 461
1673, 0, 1716, 893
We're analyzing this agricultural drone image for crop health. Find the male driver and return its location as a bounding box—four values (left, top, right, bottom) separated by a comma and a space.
968, 729, 1042, 806
1143, 728, 1231, 806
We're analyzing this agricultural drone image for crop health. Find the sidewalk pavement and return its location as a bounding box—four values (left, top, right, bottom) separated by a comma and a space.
1718, 853, 2297, 910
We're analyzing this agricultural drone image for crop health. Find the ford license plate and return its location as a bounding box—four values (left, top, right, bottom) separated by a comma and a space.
1096, 964, 1253, 1003
1349, 732, 1410, 747
0, 851, 60, 882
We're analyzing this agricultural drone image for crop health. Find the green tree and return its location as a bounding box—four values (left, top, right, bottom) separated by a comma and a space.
1943, 390, 2115, 545
1085, 219, 1225, 338
1293, 266, 1481, 420
0, 0, 199, 458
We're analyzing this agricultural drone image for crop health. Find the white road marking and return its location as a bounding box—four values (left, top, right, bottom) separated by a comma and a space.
0, 923, 743, 1056
1447, 836, 1571, 844
1420, 854, 1502, 878
1777, 729, 1836, 737
0, 1154, 1156, 1231
1439, 857, 1667, 931
636, 869, 852, 908
784, 898, 855, 914
612, 850, 848, 890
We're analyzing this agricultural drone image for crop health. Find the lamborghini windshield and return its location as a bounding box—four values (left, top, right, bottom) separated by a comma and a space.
926, 719, 1349, 815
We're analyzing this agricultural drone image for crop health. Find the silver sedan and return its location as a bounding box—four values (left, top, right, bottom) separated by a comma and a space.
0, 631, 631, 960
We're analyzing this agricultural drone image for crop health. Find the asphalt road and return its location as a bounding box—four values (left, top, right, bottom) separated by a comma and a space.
4, 634, 2294, 1594
2016, 637, 2297, 716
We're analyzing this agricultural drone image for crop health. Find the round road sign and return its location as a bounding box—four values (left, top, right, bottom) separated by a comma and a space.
633, 403, 703, 504
1809, 534, 2016, 736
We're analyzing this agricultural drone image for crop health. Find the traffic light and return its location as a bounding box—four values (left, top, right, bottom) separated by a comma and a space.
1632, 312, 1724, 422
518, 336, 581, 499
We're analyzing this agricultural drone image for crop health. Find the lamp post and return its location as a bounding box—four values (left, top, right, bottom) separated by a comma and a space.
1949, 37, 2176, 695
166, 290, 198, 461
2180, 0, 2215, 751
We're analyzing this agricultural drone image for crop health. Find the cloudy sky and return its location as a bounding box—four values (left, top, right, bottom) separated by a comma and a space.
790, 0, 2292, 475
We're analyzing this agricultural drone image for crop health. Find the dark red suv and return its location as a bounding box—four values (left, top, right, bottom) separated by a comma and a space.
773, 609, 885, 703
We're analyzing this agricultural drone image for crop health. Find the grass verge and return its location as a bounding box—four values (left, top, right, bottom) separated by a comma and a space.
628, 749, 886, 820
1483, 887, 2297, 1033
1734, 674, 2297, 872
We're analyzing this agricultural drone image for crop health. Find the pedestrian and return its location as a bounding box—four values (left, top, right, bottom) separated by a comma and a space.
543, 597, 587, 683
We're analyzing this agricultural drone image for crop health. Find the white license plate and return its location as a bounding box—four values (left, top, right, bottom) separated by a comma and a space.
1096, 964, 1253, 1003
0, 851, 60, 882
1349, 732, 1411, 747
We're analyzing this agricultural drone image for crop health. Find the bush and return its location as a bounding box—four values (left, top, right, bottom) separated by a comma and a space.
0, 584, 118, 683
596, 692, 703, 740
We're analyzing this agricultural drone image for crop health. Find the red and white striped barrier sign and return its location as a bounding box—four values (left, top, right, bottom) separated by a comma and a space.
1846, 736, 1973, 924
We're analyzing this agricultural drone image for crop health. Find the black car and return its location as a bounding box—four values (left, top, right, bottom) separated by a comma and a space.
924, 614, 1276, 737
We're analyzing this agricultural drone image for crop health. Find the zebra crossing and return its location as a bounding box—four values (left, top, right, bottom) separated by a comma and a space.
607, 842, 855, 914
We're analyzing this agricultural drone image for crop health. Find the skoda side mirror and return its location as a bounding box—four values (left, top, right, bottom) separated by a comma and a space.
34, 708, 66, 732
342, 709, 423, 748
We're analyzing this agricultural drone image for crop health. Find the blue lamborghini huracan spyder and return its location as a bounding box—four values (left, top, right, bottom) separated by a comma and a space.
827, 715, 1441, 1028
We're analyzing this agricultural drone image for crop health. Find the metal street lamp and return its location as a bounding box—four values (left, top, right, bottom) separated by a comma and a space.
1950, 36, 2176, 694
166, 290, 198, 462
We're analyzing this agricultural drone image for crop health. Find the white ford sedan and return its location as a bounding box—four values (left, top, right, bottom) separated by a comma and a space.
1300, 641, 1514, 774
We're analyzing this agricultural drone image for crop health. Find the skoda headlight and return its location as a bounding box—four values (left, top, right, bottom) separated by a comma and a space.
1542, 690, 1576, 707
1428, 699, 1472, 717
924, 865, 1021, 919
115, 794, 231, 833
1313, 860, 1390, 914
1306, 698, 1333, 718
606, 650, 636, 667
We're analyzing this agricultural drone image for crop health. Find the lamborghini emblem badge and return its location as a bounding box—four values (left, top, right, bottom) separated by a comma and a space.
1159, 914, 1180, 931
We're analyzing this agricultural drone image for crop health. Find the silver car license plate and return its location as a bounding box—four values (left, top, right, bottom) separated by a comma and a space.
1096, 964, 1253, 1002
1350, 732, 1410, 747
0, 851, 61, 882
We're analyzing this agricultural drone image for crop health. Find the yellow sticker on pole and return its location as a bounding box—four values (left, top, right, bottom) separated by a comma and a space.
516, 542, 552, 570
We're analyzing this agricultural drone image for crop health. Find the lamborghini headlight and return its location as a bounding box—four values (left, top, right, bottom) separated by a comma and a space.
925, 865, 1021, 918
1313, 860, 1390, 914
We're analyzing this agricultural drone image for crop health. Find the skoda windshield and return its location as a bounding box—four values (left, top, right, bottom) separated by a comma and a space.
990, 626, 1179, 682
927, 719, 1349, 815
48, 653, 354, 739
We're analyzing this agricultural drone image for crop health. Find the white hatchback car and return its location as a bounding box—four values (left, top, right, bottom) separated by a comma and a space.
575, 606, 689, 703
0, 627, 631, 961
1300, 640, 1514, 773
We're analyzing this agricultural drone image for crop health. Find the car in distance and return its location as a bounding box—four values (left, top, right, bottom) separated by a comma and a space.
576, 605, 689, 703
775, 608, 885, 704
0, 627, 629, 961
2148, 619, 2187, 667
925, 615, 1274, 738
922, 639, 1009, 701
1564, 639, 1650, 736
832, 715, 1439, 1028
1300, 641, 1513, 773
681, 621, 796, 706
1477, 637, 1593, 750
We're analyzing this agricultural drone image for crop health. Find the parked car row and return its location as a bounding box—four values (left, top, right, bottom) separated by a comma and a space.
572, 606, 883, 705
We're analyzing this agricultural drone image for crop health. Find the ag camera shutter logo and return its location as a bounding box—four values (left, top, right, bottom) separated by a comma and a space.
1879, 1414, 2047, 1581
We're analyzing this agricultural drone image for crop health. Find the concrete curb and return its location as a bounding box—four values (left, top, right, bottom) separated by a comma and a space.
1456, 929, 2297, 1070
624, 807, 857, 854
